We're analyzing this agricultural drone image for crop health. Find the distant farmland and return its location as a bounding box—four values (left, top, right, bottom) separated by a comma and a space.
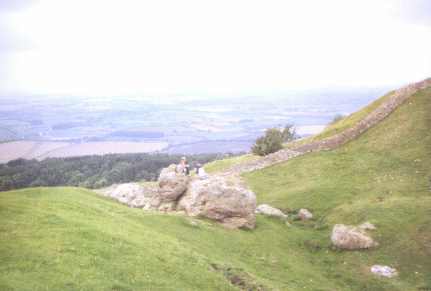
0, 141, 168, 163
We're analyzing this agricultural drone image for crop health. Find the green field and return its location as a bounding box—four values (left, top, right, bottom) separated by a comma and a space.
1, 87, 430, 290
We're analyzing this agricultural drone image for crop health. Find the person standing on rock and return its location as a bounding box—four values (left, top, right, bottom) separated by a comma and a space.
195, 163, 208, 179
176, 156, 188, 175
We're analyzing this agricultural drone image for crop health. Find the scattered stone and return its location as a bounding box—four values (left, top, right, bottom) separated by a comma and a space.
331, 224, 378, 250
371, 265, 398, 278
298, 208, 313, 220
255, 204, 288, 219
359, 221, 376, 231
178, 176, 256, 229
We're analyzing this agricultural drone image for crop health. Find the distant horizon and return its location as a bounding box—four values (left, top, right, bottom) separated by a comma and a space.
0, 84, 394, 101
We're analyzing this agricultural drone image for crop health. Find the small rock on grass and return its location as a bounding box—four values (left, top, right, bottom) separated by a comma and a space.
331, 224, 378, 250
255, 204, 288, 220
298, 208, 313, 220
371, 265, 398, 278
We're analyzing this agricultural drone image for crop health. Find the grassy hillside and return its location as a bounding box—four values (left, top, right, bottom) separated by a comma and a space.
244, 86, 431, 290
1, 86, 430, 291
1, 187, 352, 291
286, 90, 395, 149
204, 154, 259, 174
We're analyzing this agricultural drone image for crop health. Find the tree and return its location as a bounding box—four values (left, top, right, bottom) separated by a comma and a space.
252, 128, 284, 156
330, 114, 345, 125
93, 178, 108, 189
0, 152, 220, 191
281, 124, 296, 143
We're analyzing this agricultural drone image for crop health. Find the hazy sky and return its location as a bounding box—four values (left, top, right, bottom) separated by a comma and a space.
0, 0, 430, 98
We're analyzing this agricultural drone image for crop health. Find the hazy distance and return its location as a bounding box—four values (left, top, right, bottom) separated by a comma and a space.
0, 0, 430, 98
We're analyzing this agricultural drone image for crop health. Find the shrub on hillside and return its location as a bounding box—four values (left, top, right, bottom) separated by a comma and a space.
281, 124, 297, 142
252, 128, 284, 156
330, 114, 345, 125
252, 125, 297, 156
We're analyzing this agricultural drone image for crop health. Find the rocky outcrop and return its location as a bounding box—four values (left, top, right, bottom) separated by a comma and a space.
331, 224, 378, 250
371, 265, 398, 278
96, 165, 257, 229
153, 165, 190, 210
298, 208, 313, 220
96, 164, 191, 211
96, 182, 157, 208
255, 204, 287, 220
178, 176, 257, 229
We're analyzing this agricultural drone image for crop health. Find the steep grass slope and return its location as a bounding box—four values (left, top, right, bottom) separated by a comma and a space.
286, 91, 396, 149
1, 187, 354, 291
244, 86, 431, 290
1, 86, 430, 291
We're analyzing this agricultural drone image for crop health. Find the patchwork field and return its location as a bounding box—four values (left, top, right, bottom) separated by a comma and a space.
0, 141, 168, 163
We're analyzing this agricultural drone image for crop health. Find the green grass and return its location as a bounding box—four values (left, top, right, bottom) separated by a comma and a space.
244, 87, 431, 290
0, 187, 358, 291
1, 87, 430, 290
204, 154, 260, 174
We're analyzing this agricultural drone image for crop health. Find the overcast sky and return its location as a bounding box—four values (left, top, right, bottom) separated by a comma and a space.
0, 0, 430, 98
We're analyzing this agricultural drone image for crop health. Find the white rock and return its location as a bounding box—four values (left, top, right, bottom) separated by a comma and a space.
96, 183, 154, 208
371, 265, 398, 278
255, 204, 287, 219
298, 208, 313, 220
178, 176, 256, 229
331, 224, 378, 250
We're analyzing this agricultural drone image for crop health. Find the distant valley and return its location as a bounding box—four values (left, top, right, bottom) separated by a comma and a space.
0, 89, 386, 162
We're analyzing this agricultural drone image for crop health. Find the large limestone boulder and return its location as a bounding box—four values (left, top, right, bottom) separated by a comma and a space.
331, 224, 378, 250
96, 183, 156, 208
157, 164, 190, 203
255, 204, 287, 220
178, 176, 256, 229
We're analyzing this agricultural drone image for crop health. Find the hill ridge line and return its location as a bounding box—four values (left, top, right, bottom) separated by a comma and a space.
221, 78, 431, 176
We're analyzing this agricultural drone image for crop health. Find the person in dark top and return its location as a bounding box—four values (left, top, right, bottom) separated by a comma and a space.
184, 160, 190, 176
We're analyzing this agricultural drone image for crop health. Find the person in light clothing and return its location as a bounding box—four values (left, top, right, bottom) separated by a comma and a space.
195, 163, 208, 179
176, 156, 187, 174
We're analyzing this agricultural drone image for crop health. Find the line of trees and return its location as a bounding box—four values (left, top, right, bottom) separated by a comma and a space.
0, 153, 221, 191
